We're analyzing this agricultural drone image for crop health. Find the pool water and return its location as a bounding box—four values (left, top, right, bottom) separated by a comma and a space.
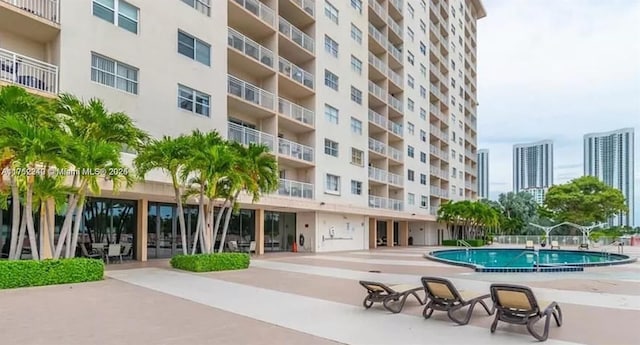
430, 249, 629, 268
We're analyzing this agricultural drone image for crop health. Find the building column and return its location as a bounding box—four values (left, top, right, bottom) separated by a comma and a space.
399, 221, 409, 246
136, 199, 148, 261
386, 220, 394, 247
369, 217, 377, 249
254, 208, 265, 255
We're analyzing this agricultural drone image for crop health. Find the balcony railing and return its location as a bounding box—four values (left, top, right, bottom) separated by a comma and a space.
429, 165, 447, 179
278, 98, 314, 127
369, 195, 403, 211
368, 23, 386, 47
387, 17, 403, 37
291, 0, 314, 17
278, 178, 313, 199
227, 122, 275, 151
368, 109, 387, 128
0, 48, 58, 94
387, 94, 403, 112
278, 17, 314, 53
368, 166, 387, 183
430, 185, 449, 198
227, 75, 275, 110
387, 120, 402, 137
430, 206, 438, 216
388, 146, 403, 161
368, 52, 387, 74
368, 137, 386, 155
387, 68, 402, 86
387, 42, 402, 62
389, 0, 403, 12
233, 0, 275, 26
228, 28, 274, 69
388, 171, 403, 186
278, 138, 314, 163
368, 81, 385, 101
368, 0, 385, 19
278, 57, 314, 89
1, 0, 59, 23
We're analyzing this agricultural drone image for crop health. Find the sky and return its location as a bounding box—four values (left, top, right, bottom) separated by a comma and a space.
476, 0, 640, 225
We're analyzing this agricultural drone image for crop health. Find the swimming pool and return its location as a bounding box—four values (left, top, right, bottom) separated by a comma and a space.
426, 248, 636, 272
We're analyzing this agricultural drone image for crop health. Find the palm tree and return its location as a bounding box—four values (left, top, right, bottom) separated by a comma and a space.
135, 135, 192, 254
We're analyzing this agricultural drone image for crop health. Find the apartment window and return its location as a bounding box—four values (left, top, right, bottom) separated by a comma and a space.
452, 167, 457, 177
459, 36, 463, 46
178, 31, 211, 66
90, 53, 138, 94
451, 78, 456, 88
408, 4, 414, 18
407, 145, 414, 158
408, 75, 415, 88
421, 196, 427, 208
181, 0, 210, 16
420, 86, 426, 99
324, 1, 339, 24
420, 152, 427, 163
351, 180, 362, 195
458, 104, 463, 112
351, 148, 364, 166
451, 60, 456, 70
419, 42, 426, 55
420, 130, 426, 142
420, 174, 426, 185
419, 20, 426, 33
451, 6, 456, 17
324, 104, 339, 124
459, 153, 463, 162
350, 117, 362, 134
408, 193, 415, 205
350, 24, 363, 44
407, 51, 414, 65
407, 122, 415, 135
350, 86, 363, 104
420, 108, 427, 120
420, 0, 426, 11
451, 96, 456, 107
459, 171, 463, 179
177, 84, 210, 117
460, 188, 464, 196
351, 55, 362, 74
420, 63, 427, 77
350, 0, 363, 13
451, 186, 456, 194
324, 35, 339, 57
451, 149, 456, 158
458, 120, 463, 129
325, 70, 339, 90
459, 138, 463, 146
93, 0, 139, 34
325, 174, 340, 194
407, 28, 414, 41
451, 25, 456, 36
452, 131, 456, 141
408, 169, 415, 181
324, 139, 339, 157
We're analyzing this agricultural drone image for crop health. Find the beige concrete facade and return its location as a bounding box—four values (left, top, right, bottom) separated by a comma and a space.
0, 0, 485, 259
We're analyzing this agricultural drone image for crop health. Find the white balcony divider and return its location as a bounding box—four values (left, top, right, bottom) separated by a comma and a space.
368, 137, 386, 155
278, 57, 314, 89
387, 119, 403, 137
368, 166, 387, 183
368, 52, 387, 74
1, 0, 59, 23
368, 195, 403, 211
368, 0, 385, 19
291, 0, 314, 17
0, 47, 58, 94
233, 0, 275, 26
388, 146, 403, 161
387, 171, 403, 186
227, 74, 275, 110
278, 98, 314, 127
368, 81, 385, 101
278, 17, 314, 53
227, 122, 275, 151
278, 178, 313, 199
387, 94, 403, 112
278, 137, 314, 162
228, 28, 274, 68
368, 23, 386, 47
368, 109, 387, 128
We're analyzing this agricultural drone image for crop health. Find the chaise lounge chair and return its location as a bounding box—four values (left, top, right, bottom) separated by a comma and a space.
359, 280, 426, 313
525, 240, 535, 249
490, 283, 562, 341
420, 277, 494, 325
550, 240, 560, 249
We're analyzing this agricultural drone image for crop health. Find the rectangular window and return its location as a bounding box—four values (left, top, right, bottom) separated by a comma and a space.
325, 174, 340, 194
177, 84, 210, 117
91, 53, 138, 94
420, 86, 426, 99
324, 139, 339, 157
420, 108, 427, 120
408, 75, 415, 88
408, 3, 414, 17
421, 196, 427, 208
408, 193, 415, 205
350, 0, 363, 13
351, 148, 364, 166
407, 145, 414, 158
420, 174, 426, 185
93, 0, 139, 34
420, 42, 426, 55
452, 167, 457, 177
408, 169, 414, 181
408, 98, 414, 111
351, 180, 362, 195
350, 24, 363, 44
420, 152, 427, 163
420, 130, 426, 142
324, 35, 339, 57
178, 30, 211, 66
181, 0, 211, 16
350, 117, 362, 134
351, 55, 363, 74
407, 51, 414, 65
324, 1, 339, 24
324, 104, 339, 124
420, 63, 427, 77
350, 86, 362, 104
324, 70, 339, 90
407, 28, 414, 41
407, 122, 415, 135
420, 20, 426, 33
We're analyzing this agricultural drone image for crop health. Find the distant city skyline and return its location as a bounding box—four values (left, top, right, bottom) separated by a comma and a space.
513, 140, 554, 193
477, 149, 489, 199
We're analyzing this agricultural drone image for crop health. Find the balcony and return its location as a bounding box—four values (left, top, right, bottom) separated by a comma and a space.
278, 16, 314, 62
368, 137, 386, 158
369, 195, 403, 212
429, 165, 447, 179
278, 137, 314, 165
387, 94, 403, 113
229, 0, 275, 35
0, 47, 57, 95
278, 57, 314, 97
227, 28, 274, 77
387, 68, 403, 89
227, 75, 275, 117
278, 98, 314, 130
280, 0, 314, 27
368, 166, 387, 184
387, 17, 403, 41
368, 81, 386, 105
227, 122, 275, 151
368, 52, 387, 80
388, 171, 403, 186
387, 120, 402, 138
368, 23, 386, 53
368, 109, 387, 131
0, 0, 59, 42
387, 43, 402, 64
430, 185, 449, 198
429, 206, 438, 216
388, 146, 403, 162
277, 178, 313, 199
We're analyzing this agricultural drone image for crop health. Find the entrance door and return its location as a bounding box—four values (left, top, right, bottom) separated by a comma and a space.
148, 203, 178, 259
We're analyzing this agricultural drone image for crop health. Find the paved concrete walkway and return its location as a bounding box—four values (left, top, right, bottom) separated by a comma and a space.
107, 268, 581, 345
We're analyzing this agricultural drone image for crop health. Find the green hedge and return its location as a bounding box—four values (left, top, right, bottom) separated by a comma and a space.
441, 239, 485, 247
0, 258, 104, 289
170, 253, 250, 272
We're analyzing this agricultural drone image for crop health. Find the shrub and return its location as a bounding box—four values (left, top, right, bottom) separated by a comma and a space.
441, 239, 485, 247
0, 258, 104, 289
170, 253, 250, 272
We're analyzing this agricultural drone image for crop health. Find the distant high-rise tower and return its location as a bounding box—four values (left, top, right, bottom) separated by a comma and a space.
477, 149, 489, 199
584, 128, 635, 227
513, 140, 554, 193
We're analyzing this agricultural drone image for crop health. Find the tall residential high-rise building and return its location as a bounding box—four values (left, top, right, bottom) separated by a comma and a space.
513, 140, 554, 193
584, 128, 635, 227
0, 0, 485, 259
477, 149, 489, 199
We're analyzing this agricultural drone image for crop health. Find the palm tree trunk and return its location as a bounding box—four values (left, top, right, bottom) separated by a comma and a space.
54, 194, 79, 259
212, 198, 229, 253
218, 192, 240, 253
197, 186, 208, 253
24, 183, 40, 260
43, 201, 55, 256
8, 178, 20, 260
173, 186, 188, 255
14, 212, 27, 260
207, 200, 215, 252
69, 198, 86, 258
191, 207, 202, 255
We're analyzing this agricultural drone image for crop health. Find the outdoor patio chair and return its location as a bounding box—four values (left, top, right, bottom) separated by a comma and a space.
121, 243, 133, 260
525, 240, 535, 249
490, 283, 562, 342
248, 241, 256, 255
359, 280, 426, 313
550, 241, 560, 249
421, 277, 494, 325
105, 244, 122, 264
80, 243, 101, 259
227, 240, 239, 252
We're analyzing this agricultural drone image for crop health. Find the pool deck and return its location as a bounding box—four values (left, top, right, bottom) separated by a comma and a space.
1, 244, 639, 344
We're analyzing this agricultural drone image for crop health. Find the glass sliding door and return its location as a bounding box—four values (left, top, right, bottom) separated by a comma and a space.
264, 211, 296, 252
